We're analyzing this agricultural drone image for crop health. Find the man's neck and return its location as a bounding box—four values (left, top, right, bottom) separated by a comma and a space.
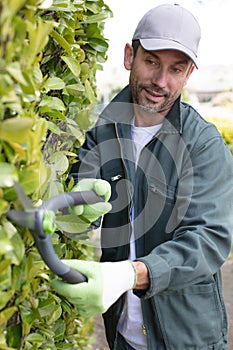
133, 105, 169, 127
134, 112, 165, 127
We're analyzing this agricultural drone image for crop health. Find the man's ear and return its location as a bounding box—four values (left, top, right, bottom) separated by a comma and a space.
184, 63, 195, 86
189, 64, 195, 76
124, 43, 134, 70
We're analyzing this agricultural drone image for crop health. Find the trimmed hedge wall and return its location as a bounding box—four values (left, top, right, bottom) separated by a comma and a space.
0, 0, 111, 349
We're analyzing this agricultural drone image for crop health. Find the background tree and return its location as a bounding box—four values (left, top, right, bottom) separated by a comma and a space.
0, 0, 111, 348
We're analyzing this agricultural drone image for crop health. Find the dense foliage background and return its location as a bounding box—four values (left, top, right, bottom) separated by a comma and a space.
0, 0, 111, 349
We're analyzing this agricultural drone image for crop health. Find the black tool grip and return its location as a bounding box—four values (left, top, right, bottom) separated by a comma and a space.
8, 190, 105, 284
32, 230, 87, 284
61, 268, 87, 284
34, 190, 104, 284
43, 190, 104, 212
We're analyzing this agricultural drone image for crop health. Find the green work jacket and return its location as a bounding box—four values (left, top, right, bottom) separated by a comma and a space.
71, 85, 233, 349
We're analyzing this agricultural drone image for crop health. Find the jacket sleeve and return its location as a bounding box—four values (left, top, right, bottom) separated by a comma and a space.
137, 132, 233, 298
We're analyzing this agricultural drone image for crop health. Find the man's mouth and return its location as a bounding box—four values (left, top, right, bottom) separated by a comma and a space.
144, 87, 167, 102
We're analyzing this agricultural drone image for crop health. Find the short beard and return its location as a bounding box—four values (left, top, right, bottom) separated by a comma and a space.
138, 102, 168, 115
130, 80, 171, 115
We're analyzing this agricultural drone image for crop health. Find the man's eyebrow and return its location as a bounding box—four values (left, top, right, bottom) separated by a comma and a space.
144, 50, 190, 65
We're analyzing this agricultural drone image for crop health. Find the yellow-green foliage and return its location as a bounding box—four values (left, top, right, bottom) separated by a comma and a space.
205, 113, 233, 152
0, 0, 112, 349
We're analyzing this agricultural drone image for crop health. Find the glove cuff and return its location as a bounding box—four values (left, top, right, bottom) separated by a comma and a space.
101, 260, 137, 310
129, 260, 138, 288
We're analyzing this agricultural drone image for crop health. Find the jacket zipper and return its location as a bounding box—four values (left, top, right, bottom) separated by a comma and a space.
113, 124, 134, 349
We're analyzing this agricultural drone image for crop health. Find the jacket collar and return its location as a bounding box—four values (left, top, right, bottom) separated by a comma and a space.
100, 85, 183, 134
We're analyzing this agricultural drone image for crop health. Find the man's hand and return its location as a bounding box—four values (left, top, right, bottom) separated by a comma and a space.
133, 261, 150, 290
51, 260, 137, 318
70, 178, 112, 223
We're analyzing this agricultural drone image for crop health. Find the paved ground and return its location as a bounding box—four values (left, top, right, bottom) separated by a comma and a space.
91, 258, 233, 350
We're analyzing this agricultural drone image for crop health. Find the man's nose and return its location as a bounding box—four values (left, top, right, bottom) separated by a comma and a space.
152, 67, 167, 88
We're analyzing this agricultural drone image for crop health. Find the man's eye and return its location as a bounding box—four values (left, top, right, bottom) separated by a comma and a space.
172, 67, 182, 73
146, 60, 155, 65
146, 59, 158, 66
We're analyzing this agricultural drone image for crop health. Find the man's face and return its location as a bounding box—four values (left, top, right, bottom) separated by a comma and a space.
124, 45, 194, 119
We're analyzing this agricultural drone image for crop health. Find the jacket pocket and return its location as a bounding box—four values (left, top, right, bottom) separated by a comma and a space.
143, 176, 176, 236
153, 282, 226, 349
148, 176, 176, 205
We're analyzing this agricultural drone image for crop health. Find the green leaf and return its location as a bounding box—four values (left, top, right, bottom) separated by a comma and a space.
19, 169, 41, 195
54, 319, 66, 341
47, 121, 61, 135
2, 141, 19, 164
20, 70, 37, 95
6, 232, 25, 266
38, 299, 56, 318
0, 163, 18, 187
44, 109, 67, 120
84, 12, 111, 24
4, 0, 26, 19
6, 62, 27, 85
44, 77, 65, 90
33, 65, 43, 86
12, 263, 25, 291
85, 80, 96, 104
39, 96, 66, 111
42, 180, 64, 201
50, 30, 72, 55
0, 238, 13, 255
65, 83, 85, 97
0, 118, 34, 144
6, 323, 22, 349
0, 258, 12, 274
67, 124, 83, 140
0, 198, 10, 214
26, 333, 45, 343
24, 19, 54, 65
56, 214, 90, 233
0, 264, 11, 290
0, 291, 14, 310
49, 304, 62, 324
61, 56, 81, 78
49, 152, 69, 175
0, 306, 18, 325
19, 305, 38, 327
2, 220, 17, 239
25, 252, 45, 282
89, 38, 108, 53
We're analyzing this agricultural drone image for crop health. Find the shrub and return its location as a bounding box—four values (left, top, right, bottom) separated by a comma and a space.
204, 113, 233, 153
0, 0, 111, 348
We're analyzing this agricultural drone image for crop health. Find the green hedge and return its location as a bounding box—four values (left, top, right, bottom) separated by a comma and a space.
0, 0, 111, 349
205, 113, 233, 153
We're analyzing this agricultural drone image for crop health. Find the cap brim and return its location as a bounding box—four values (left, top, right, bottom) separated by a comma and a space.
139, 38, 198, 68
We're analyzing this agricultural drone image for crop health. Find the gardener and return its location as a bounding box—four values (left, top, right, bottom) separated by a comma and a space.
52, 4, 233, 349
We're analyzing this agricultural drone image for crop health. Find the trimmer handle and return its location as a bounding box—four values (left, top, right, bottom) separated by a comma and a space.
8, 190, 104, 284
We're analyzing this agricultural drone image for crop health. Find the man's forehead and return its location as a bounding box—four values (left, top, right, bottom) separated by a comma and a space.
141, 47, 191, 64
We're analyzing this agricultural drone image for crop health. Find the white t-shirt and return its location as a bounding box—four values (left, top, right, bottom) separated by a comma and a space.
118, 119, 162, 350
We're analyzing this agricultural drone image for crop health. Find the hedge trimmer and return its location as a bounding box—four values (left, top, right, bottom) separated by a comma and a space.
7, 182, 104, 284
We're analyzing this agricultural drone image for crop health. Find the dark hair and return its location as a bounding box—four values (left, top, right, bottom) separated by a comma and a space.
132, 39, 140, 57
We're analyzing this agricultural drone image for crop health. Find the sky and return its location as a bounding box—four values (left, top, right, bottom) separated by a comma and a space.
96, 0, 233, 96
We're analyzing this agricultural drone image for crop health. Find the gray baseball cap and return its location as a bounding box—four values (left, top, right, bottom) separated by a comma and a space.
132, 3, 201, 68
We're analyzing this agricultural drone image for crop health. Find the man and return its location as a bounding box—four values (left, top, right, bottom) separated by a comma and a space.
52, 4, 233, 349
